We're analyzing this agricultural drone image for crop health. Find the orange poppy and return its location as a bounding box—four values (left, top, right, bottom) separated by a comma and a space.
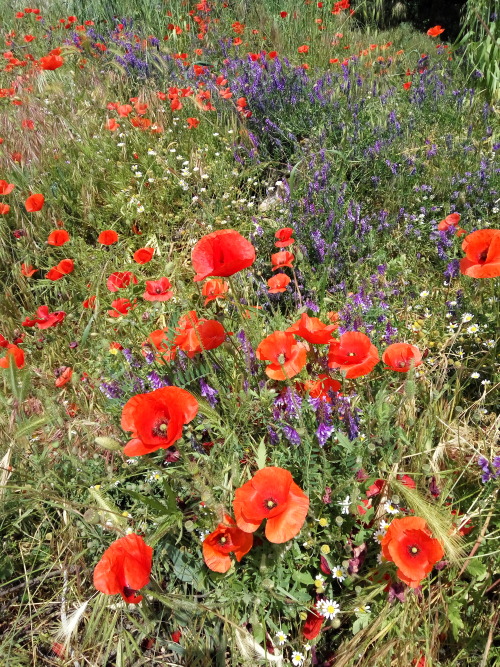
83, 295, 96, 309
93, 533, 153, 603
98, 229, 119, 245
233, 467, 309, 543
22, 305, 66, 329
271, 251, 294, 271
39, 53, 64, 70
21, 263, 36, 277
55, 366, 73, 387
304, 374, 341, 400
274, 227, 295, 248
121, 386, 198, 456
191, 229, 256, 282
143, 277, 173, 301
133, 247, 155, 264
106, 271, 138, 292
202, 515, 253, 573
298, 45, 309, 53
437, 212, 461, 231
143, 328, 176, 363
187, 117, 200, 129
0, 203, 11, 215
108, 298, 135, 317
0, 180, 15, 195
0, 344, 25, 369
459, 229, 500, 278
381, 516, 444, 588
256, 331, 307, 380
25, 193, 44, 212
267, 273, 290, 293
286, 312, 338, 344
382, 343, 422, 372
116, 103, 133, 117
46, 258, 74, 281
328, 331, 379, 378
173, 311, 226, 357
47, 229, 70, 246
427, 26, 444, 37
201, 278, 229, 305
105, 118, 119, 131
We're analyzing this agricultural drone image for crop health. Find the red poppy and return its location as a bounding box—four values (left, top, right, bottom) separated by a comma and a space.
116, 103, 133, 117
186, 117, 200, 129
0, 335, 8, 348
328, 331, 379, 378
143, 277, 173, 302
202, 515, 253, 573
398, 474, 416, 489
105, 118, 119, 131
0, 180, 15, 195
173, 311, 226, 357
202, 278, 229, 305
233, 467, 309, 543
427, 25, 444, 37
46, 258, 74, 281
0, 203, 11, 215
25, 193, 44, 212
22, 305, 66, 329
366, 479, 385, 497
271, 251, 294, 271
437, 212, 461, 231
191, 229, 256, 282
83, 295, 96, 309
106, 271, 138, 292
133, 247, 155, 264
382, 343, 422, 372
256, 331, 307, 380
93, 533, 153, 603
55, 366, 73, 387
286, 313, 338, 344
39, 54, 64, 69
0, 344, 25, 369
303, 374, 341, 401
298, 45, 309, 53
403, 82, 412, 90
108, 298, 135, 317
302, 608, 325, 640
47, 229, 70, 246
131, 117, 152, 129
280, 11, 288, 18
381, 516, 444, 588
143, 328, 176, 364
121, 386, 198, 456
98, 229, 119, 245
274, 227, 295, 248
267, 273, 290, 293
459, 229, 500, 278
21, 263, 36, 277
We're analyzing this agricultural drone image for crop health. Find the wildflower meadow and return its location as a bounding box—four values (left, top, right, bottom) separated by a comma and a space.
0, 1, 499, 665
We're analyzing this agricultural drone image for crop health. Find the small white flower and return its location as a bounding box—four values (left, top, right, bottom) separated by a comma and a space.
338, 495, 350, 515
470, 372, 480, 379
481, 379, 491, 386
317, 599, 340, 620
275, 631, 287, 646
137, 205, 145, 213
147, 149, 157, 156
461, 313, 473, 322
331, 566, 346, 582
467, 324, 479, 334
135, 171, 143, 177
291, 651, 305, 666
354, 604, 371, 614
419, 290, 429, 298
384, 500, 400, 515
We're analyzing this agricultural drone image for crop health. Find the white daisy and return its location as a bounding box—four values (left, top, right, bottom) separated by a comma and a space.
331, 566, 346, 582
317, 599, 340, 620
275, 631, 287, 646
354, 604, 371, 614
461, 313, 473, 322
291, 651, 305, 666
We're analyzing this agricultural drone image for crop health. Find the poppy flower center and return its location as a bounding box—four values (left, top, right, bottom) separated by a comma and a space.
264, 498, 278, 510
155, 287, 163, 293
277, 353, 286, 365
219, 536, 227, 544
478, 249, 488, 263
347, 352, 356, 357
408, 545, 420, 556
123, 585, 137, 598
152, 420, 169, 437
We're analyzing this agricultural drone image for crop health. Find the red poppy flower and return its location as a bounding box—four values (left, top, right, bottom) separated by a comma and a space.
298, 45, 309, 53
186, 117, 200, 129
93, 533, 153, 603
46, 258, 74, 281
142, 277, 173, 302
131, 117, 152, 129
191, 229, 256, 282
47, 229, 70, 246
21, 263, 36, 277
382, 343, 422, 372
106, 271, 138, 292
98, 229, 119, 245
105, 118, 119, 131
381, 516, 444, 588
280, 11, 288, 18
327, 331, 379, 378
286, 313, 338, 344
0, 180, 15, 195
173, 311, 226, 358
39, 54, 64, 70
403, 82, 412, 90
459, 229, 500, 278
133, 247, 155, 264
0, 344, 25, 369
302, 608, 325, 640
0, 203, 11, 215
274, 227, 295, 248
202, 515, 253, 573
271, 251, 294, 271
25, 193, 44, 212
267, 273, 290, 293
303, 374, 341, 400
366, 479, 385, 497
121, 386, 198, 456
22, 305, 66, 329
0, 334, 8, 348
233, 467, 309, 543
83, 295, 96, 309
108, 298, 135, 318
427, 25, 444, 37
201, 278, 229, 305
116, 103, 133, 117
55, 366, 72, 387
256, 331, 307, 380
438, 212, 461, 231
143, 328, 176, 364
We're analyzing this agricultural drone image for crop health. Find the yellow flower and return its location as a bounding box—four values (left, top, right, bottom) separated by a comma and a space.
320, 544, 331, 555
318, 517, 329, 527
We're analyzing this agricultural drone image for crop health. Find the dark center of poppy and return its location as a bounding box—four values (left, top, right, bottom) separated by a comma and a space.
219, 536, 227, 544
264, 498, 278, 510
277, 353, 286, 365
155, 287, 163, 293
397, 360, 408, 367
478, 249, 488, 263
152, 420, 169, 437
123, 585, 137, 598
408, 545, 420, 556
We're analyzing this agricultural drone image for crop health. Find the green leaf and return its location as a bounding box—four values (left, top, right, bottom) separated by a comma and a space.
466, 558, 488, 580
126, 489, 172, 517
165, 543, 203, 588
255, 438, 267, 470
448, 600, 464, 640
292, 570, 314, 586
